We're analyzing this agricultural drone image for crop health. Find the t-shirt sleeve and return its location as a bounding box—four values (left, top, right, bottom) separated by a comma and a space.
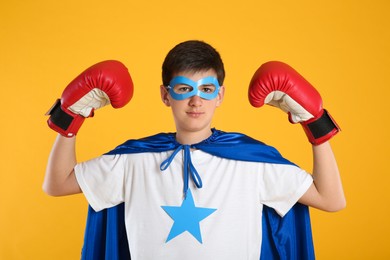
259, 163, 313, 217
74, 154, 126, 212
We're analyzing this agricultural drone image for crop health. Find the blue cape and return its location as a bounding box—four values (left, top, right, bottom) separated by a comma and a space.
81, 129, 315, 259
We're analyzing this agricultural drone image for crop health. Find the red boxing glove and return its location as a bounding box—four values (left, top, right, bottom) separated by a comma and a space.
248, 61, 340, 145
46, 60, 134, 137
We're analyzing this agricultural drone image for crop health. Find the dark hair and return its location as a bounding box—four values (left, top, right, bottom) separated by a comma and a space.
162, 40, 225, 86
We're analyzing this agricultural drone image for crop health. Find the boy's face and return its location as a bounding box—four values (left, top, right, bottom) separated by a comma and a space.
160, 69, 224, 135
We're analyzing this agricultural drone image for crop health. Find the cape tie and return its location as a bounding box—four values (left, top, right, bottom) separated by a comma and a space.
160, 145, 203, 197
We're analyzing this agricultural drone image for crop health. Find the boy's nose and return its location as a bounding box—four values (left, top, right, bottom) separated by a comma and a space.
189, 95, 203, 106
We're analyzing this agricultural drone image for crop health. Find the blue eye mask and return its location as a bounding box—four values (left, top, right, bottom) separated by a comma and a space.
167, 76, 221, 100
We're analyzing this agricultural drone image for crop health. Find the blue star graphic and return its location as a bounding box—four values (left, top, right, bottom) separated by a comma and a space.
161, 190, 217, 244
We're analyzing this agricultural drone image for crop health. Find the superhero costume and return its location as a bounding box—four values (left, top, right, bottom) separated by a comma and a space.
80, 129, 315, 259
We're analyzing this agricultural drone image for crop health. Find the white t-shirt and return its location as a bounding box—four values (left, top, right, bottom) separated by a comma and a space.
75, 149, 312, 260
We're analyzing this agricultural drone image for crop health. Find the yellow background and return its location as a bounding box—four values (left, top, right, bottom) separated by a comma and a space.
1, 0, 389, 259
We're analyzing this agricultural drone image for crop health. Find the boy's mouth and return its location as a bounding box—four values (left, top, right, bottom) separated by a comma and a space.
186, 111, 204, 118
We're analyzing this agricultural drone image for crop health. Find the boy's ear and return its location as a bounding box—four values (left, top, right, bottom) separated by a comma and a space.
216, 85, 225, 107
160, 85, 170, 106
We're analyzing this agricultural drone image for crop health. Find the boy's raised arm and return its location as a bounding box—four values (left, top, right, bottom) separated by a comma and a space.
43, 135, 80, 196
299, 141, 346, 211
248, 61, 345, 212
43, 60, 134, 196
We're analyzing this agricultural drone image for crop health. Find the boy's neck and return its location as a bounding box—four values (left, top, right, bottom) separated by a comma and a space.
175, 128, 213, 145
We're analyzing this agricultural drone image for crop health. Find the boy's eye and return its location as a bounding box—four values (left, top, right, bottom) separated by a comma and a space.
199, 84, 216, 93
173, 84, 193, 94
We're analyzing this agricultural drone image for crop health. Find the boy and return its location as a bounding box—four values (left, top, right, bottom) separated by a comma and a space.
44, 40, 345, 259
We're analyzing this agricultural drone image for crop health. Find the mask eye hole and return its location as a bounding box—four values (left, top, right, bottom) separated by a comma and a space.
172, 84, 193, 94
199, 84, 216, 94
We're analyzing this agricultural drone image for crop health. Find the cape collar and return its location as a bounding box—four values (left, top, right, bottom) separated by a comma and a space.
106, 128, 295, 197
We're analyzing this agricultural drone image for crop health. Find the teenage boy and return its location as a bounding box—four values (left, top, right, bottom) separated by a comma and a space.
44, 40, 345, 259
